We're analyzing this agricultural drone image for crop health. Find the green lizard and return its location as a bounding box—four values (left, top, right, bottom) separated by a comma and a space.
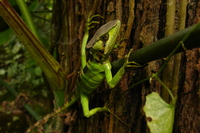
26, 17, 141, 132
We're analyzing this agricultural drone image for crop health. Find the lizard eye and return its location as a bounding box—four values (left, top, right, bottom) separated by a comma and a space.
100, 34, 109, 46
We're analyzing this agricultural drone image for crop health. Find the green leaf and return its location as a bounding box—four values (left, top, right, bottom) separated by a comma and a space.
0, 69, 6, 75
0, 0, 66, 91
143, 92, 175, 133
0, 29, 13, 45
34, 66, 42, 76
8, 0, 18, 6
28, 0, 38, 12
12, 42, 22, 54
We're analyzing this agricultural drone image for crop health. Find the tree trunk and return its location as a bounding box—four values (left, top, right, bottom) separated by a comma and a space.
52, 0, 200, 132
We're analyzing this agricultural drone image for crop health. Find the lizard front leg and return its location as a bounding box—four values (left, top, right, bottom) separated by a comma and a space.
104, 49, 143, 88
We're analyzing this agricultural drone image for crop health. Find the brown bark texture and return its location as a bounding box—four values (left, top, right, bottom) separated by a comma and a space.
52, 0, 200, 132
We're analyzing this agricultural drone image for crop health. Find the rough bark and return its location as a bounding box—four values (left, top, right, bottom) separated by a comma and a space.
52, 0, 200, 132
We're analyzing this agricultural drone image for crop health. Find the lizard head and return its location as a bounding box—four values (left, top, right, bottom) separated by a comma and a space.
87, 20, 121, 61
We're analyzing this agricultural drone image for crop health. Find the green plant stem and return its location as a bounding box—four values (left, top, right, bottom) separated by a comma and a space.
179, 0, 187, 30
161, 0, 176, 102
150, 24, 200, 101
112, 23, 200, 74
108, 109, 130, 127
0, 78, 41, 121
154, 23, 200, 101
16, 0, 65, 108
153, 74, 175, 101
0, 78, 49, 130
16, 0, 41, 41
0, 78, 18, 97
0, 0, 66, 102
171, 0, 187, 96
120, 77, 150, 96
157, 23, 200, 76
112, 23, 200, 76
165, 0, 175, 36
120, 23, 200, 99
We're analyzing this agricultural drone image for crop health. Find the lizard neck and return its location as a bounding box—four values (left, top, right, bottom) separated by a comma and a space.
89, 48, 111, 63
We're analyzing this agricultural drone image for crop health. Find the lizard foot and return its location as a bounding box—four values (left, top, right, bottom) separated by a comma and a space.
87, 14, 103, 30
124, 49, 144, 68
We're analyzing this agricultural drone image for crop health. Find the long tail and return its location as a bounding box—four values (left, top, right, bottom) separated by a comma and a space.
26, 90, 80, 133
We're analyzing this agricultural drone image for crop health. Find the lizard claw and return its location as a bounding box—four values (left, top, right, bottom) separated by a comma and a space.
102, 101, 109, 110
103, 101, 116, 110
87, 14, 103, 30
124, 49, 143, 68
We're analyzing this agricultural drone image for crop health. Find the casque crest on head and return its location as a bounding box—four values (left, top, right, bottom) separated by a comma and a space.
87, 20, 121, 60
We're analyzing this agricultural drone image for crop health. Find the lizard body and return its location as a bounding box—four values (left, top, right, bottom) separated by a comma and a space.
26, 19, 140, 132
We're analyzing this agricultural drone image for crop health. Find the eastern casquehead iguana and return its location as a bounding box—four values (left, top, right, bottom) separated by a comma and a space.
26, 17, 142, 132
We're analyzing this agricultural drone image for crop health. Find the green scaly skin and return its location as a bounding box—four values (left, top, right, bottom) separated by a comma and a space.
26, 18, 141, 132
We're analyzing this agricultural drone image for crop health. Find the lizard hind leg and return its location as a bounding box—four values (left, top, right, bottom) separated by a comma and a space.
80, 93, 108, 118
